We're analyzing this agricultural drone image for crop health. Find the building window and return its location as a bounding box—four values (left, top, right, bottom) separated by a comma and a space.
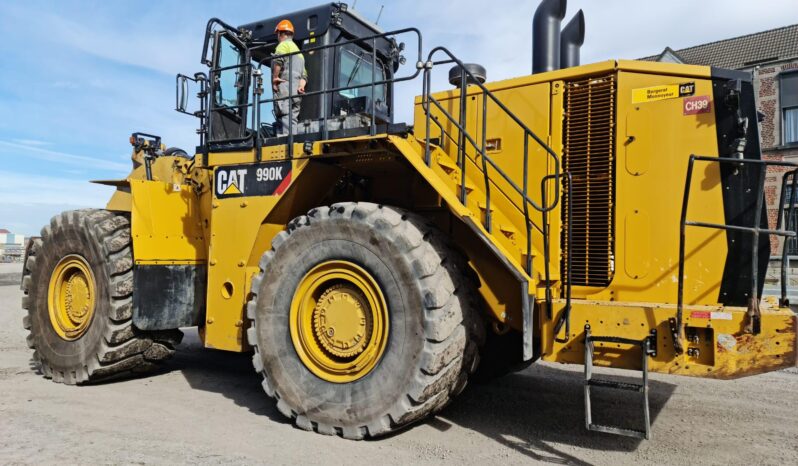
783, 185, 798, 255
786, 209, 798, 255
781, 71, 798, 145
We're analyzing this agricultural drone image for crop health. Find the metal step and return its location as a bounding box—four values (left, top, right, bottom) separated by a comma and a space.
584, 324, 657, 440
588, 423, 648, 440
587, 378, 644, 392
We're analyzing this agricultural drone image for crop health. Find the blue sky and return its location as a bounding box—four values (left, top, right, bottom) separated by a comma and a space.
0, 0, 795, 236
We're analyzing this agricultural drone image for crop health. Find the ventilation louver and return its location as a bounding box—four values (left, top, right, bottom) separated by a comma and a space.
562, 74, 616, 287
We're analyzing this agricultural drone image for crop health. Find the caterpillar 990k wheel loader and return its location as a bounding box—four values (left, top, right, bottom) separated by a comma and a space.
22, 1, 796, 440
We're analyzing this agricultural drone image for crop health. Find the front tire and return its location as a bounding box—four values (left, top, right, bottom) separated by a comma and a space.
22, 209, 182, 384
247, 203, 484, 439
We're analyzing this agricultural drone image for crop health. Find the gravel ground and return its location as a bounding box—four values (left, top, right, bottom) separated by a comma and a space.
1, 261, 796, 465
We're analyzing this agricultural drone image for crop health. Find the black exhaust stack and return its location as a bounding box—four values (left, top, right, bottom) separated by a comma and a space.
532, 0, 567, 73
560, 10, 585, 68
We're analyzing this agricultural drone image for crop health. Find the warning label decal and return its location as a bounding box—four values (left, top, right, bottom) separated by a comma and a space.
632, 82, 695, 103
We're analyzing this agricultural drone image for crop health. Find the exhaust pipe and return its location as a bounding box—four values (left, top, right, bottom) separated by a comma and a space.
560, 10, 585, 68
532, 0, 567, 73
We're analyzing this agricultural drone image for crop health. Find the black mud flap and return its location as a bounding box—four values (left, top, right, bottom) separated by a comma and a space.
133, 265, 206, 330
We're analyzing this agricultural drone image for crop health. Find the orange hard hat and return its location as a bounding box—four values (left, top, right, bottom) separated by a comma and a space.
275, 19, 294, 34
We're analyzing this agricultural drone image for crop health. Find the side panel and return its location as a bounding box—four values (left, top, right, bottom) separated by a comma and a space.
130, 179, 207, 263
129, 179, 208, 330
573, 71, 728, 305
204, 155, 341, 351
106, 187, 132, 212
205, 161, 291, 351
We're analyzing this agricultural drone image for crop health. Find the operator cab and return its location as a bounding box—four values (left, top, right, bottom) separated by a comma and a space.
202, 3, 406, 151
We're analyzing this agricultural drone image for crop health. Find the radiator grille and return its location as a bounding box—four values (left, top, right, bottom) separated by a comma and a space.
562, 74, 616, 287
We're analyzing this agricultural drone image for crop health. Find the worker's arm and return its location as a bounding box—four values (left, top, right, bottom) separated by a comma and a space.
272, 63, 284, 92
298, 66, 307, 94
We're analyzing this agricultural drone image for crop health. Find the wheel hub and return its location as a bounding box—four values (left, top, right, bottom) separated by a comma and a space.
48, 255, 96, 341
313, 284, 373, 358
289, 260, 389, 383
65, 273, 91, 323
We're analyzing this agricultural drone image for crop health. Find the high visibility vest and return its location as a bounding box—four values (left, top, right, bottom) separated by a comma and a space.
274, 40, 307, 81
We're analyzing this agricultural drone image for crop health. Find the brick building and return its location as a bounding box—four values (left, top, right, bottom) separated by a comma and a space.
642, 25, 798, 257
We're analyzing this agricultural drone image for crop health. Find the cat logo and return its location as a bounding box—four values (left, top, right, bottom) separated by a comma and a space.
214, 161, 292, 199
678, 82, 695, 97
216, 168, 248, 196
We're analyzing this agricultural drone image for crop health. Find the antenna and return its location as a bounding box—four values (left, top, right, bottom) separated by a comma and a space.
375, 5, 384, 25
352, 0, 358, 8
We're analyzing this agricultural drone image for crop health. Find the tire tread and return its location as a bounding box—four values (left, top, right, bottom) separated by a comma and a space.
22, 209, 182, 385
247, 202, 484, 438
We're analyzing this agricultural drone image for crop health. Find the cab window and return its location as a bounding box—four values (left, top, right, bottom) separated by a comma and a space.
215, 35, 245, 109
337, 47, 387, 107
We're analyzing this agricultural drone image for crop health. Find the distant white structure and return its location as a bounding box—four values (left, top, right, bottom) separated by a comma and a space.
0, 229, 26, 262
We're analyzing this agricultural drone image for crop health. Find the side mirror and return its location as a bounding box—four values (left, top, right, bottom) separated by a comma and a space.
175, 73, 207, 117
176, 75, 190, 112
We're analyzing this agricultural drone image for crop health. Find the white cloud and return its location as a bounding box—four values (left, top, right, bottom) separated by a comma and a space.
0, 140, 130, 173
0, 170, 114, 236
11, 139, 51, 147
1, 4, 201, 77
0, 170, 112, 206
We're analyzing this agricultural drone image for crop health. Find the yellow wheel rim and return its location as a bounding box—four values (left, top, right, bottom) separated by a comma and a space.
47, 255, 96, 341
290, 260, 389, 383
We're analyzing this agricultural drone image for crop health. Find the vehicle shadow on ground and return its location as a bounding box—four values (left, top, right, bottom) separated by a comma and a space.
171, 330, 288, 424
434, 363, 676, 463
172, 329, 675, 461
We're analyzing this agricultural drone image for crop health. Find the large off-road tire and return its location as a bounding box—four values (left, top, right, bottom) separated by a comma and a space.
21, 209, 182, 384
247, 202, 485, 439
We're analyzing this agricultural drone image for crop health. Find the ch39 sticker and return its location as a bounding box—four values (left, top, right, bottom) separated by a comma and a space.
683, 95, 712, 115
214, 161, 293, 198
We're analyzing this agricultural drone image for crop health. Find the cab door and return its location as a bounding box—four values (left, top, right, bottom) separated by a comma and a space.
208, 31, 251, 143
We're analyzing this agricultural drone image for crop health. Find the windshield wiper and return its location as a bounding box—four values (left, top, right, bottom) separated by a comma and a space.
346, 52, 366, 87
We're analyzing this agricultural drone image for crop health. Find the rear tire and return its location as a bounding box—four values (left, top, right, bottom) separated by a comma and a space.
163, 147, 190, 158
21, 209, 182, 384
247, 202, 485, 439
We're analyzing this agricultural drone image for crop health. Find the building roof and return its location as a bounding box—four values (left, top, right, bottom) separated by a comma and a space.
640, 24, 798, 69
0, 229, 10, 234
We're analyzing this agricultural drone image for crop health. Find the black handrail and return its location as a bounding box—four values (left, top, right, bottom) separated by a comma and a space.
554, 172, 574, 342
421, 47, 562, 280
248, 27, 423, 156
542, 172, 572, 321
677, 155, 798, 354
425, 110, 548, 240
202, 18, 244, 66
424, 96, 545, 234
200, 27, 422, 154
480, 91, 491, 232
423, 46, 561, 214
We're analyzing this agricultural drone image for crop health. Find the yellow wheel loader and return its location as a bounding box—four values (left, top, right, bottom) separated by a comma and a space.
21, 1, 796, 440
